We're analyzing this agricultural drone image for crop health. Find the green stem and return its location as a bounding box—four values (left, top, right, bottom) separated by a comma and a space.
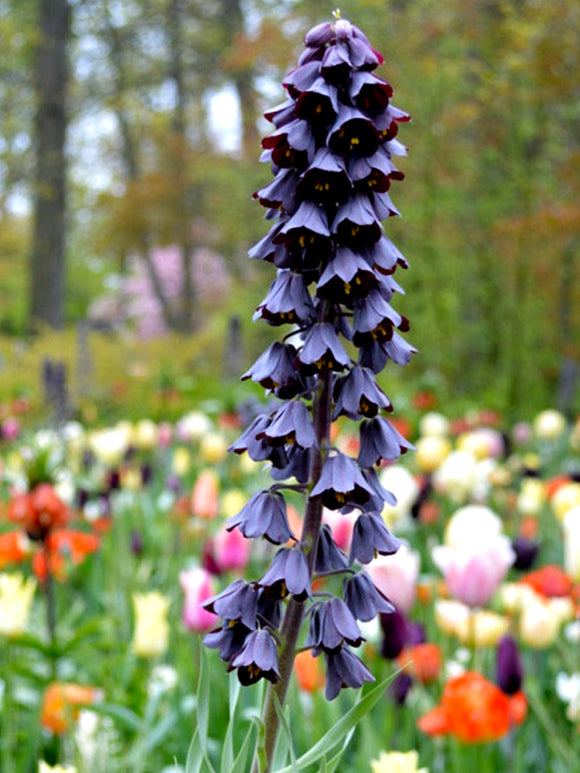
252, 361, 333, 773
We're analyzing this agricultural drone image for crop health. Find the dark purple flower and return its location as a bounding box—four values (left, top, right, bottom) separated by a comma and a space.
389, 672, 413, 705
204, 621, 252, 663
203, 579, 259, 630
298, 322, 350, 374
333, 194, 382, 248
496, 634, 524, 695
343, 570, 395, 622
333, 365, 392, 420
241, 342, 302, 397
380, 608, 408, 659
258, 546, 311, 601
254, 168, 300, 211
227, 489, 295, 545
270, 444, 312, 484
324, 646, 375, 700
316, 247, 378, 303
276, 200, 331, 257
295, 78, 338, 128
306, 597, 364, 654
228, 414, 288, 467
259, 399, 318, 449
349, 71, 393, 116
230, 629, 280, 685
296, 148, 350, 205
352, 288, 408, 346
358, 416, 414, 467
511, 535, 540, 571
257, 591, 282, 629
349, 513, 401, 564
254, 270, 315, 326
283, 61, 321, 99
358, 332, 417, 372
264, 99, 296, 129
349, 153, 403, 196
310, 452, 373, 510
314, 524, 349, 573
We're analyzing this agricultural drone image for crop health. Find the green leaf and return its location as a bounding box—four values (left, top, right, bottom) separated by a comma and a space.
276, 675, 393, 773
197, 646, 210, 748
272, 692, 297, 772
230, 718, 260, 773
220, 673, 242, 773
91, 702, 141, 733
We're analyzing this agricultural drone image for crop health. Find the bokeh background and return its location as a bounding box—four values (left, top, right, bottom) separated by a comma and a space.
1, 0, 579, 425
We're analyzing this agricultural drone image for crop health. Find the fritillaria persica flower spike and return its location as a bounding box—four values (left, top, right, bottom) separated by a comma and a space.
202, 14, 416, 771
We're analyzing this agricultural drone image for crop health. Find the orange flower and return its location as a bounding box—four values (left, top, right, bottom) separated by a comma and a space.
521, 565, 572, 598
545, 476, 571, 500
40, 683, 103, 734
0, 531, 30, 568
294, 650, 324, 692
32, 530, 100, 582
7, 485, 69, 539
191, 471, 219, 519
418, 672, 526, 743
397, 643, 442, 684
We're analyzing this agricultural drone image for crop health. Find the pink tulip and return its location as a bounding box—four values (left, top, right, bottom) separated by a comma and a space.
366, 544, 420, 613
322, 508, 358, 552
432, 538, 515, 608
191, 470, 219, 519
212, 526, 251, 573
157, 422, 173, 448
179, 567, 218, 633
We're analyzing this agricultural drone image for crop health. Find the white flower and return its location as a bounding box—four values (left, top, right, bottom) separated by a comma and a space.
432, 450, 477, 503
379, 465, 419, 530
444, 504, 504, 550
132, 592, 170, 658
564, 506, 580, 581
533, 409, 566, 440
556, 673, 580, 722
419, 412, 450, 438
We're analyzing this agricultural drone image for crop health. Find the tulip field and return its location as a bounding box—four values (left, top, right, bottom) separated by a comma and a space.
1, 404, 580, 772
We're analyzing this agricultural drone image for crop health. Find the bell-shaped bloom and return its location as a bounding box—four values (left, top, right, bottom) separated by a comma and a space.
370, 750, 428, 773
366, 544, 420, 613
258, 546, 311, 601
179, 567, 218, 633
314, 524, 348, 573
305, 597, 364, 654
324, 645, 375, 700
132, 592, 170, 658
432, 536, 515, 608
358, 416, 413, 467
40, 683, 103, 734
242, 342, 302, 396
253, 270, 315, 326
333, 365, 392, 420
203, 579, 259, 630
310, 452, 373, 510
343, 570, 394, 623
227, 489, 295, 545
563, 506, 580, 581
298, 322, 350, 374
349, 512, 401, 565
418, 672, 526, 743
0, 572, 36, 638
230, 628, 280, 685
190, 470, 219, 520
0, 531, 30, 569
259, 400, 318, 450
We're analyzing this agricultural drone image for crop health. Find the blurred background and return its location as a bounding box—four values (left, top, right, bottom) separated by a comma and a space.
0, 0, 578, 426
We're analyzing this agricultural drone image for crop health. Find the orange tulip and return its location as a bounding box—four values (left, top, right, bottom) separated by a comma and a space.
40, 683, 103, 734
294, 650, 324, 693
521, 565, 572, 598
397, 643, 442, 684
418, 672, 526, 743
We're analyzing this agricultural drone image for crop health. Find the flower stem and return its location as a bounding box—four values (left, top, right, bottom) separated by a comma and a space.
253, 361, 333, 772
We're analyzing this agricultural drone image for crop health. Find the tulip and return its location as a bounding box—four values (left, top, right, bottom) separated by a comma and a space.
419, 411, 449, 438
133, 419, 158, 450
552, 483, 580, 521
200, 432, 229, 464
533, 409, 566, 440
321, 507, 358, 552
211, 526, 251, 573
41, 683, 103, 734
370, 750, 429, 773
88, 426, 130, 467
415, 436, 451, 474
519, 597, 563, 648
379, 465, 420, 529
444, 504, 504, 550
556, 672, 580, 723
191, 470, 219, 519
496, 634, 523, 695
433, 536, 515, 608
564, 506, 580, 581
175, 411, 211, 442
132, 591, 170, 657
432, 451, 478, 503
0, 572, 36, 637
517, 478, 546, 516
511, 421, 532, 446
397, 643, 442, 684
367, 544, 420, 614
294, 650, 325, 692
179, 567, 218, 633
435, 600, 510, 647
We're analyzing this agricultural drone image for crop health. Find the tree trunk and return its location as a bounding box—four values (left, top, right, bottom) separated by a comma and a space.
29, 0, 70, 329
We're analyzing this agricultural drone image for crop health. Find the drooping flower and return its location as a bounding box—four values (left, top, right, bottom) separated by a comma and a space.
417, 672, 526, 743
131, 592, 170, 658
0, 572, 36, 637
230, 629, 280, 685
